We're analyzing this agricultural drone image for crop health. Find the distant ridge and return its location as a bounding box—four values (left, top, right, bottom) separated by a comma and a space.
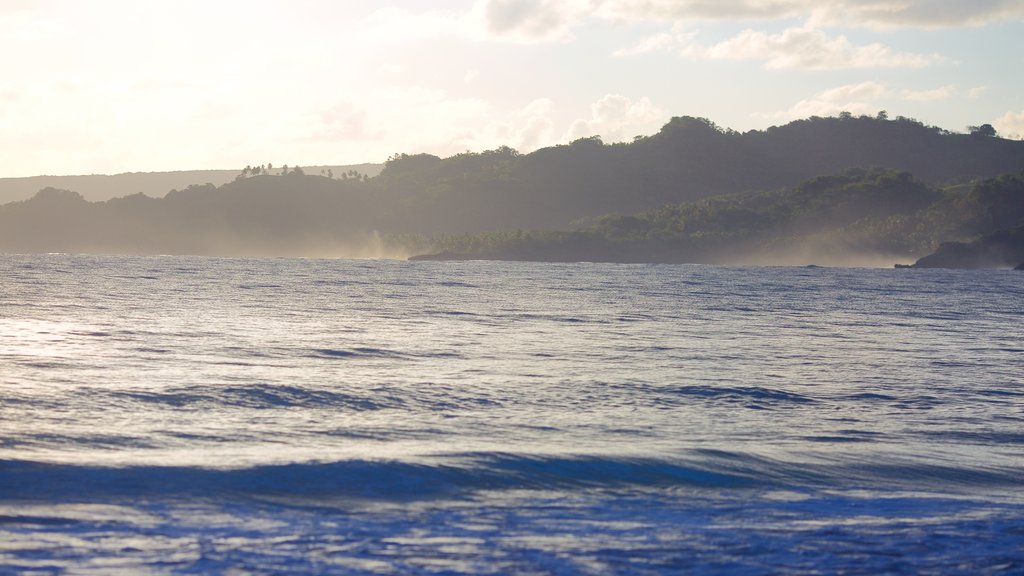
2, 114, 1023, 264
0, 164, 383, 205
370, 114, 1024, 234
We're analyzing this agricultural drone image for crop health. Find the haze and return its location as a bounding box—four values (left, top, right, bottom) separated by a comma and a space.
2, 0, 1023, 178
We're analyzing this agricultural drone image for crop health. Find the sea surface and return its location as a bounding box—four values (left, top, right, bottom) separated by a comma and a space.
1, 254, 1022, 575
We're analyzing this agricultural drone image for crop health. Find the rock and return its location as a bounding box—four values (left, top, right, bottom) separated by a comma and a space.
909, 225, 1024, 269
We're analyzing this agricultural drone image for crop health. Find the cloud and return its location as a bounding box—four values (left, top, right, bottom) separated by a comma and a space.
968, 85, 990, 99
303, 91, 561, 158
612, 31, 678, 56
771, 81, 888, 119
993, 110, 1024, 140
501, 99, 558, 150
360, 0, 1024, 50
594, 0, 808, 22
613, 23, 697, 56
687, 26, 945, 69
593, 0, 1024, 29
900, 85, 956, 102
363, 1, 1024, 37
311, 101, 379, 142
474, 0, 590, 43
766, 83, 966, 113
361, 0, 590, 46
818, 81, 889, 101
565, 94, 664, 142
808, 1, 1024, 29
361, 6, 470, 43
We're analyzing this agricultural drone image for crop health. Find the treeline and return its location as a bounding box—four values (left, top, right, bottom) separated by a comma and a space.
417, 169, 1024, 265
907, 224, 1024, 269
1, 114, 1023, 262
0, 164, 383, 205
372, 114, 1024, 234
0, 176, 382, 256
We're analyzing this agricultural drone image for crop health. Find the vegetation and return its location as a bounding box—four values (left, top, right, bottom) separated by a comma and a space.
412, 170, 1024, 264
364, 114, 1024, 236
908, 224, 1024, 269
0, 163, 384, 205
1, 114, 1023, 265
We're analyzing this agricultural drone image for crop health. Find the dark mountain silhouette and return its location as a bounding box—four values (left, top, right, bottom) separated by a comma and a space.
907, 224, 1024, 269
1, 114, 1023, 263
370, 115, 1024, 234
0, 174, 386, 257
0, 164, 382, 205
413, 169, 1024, 266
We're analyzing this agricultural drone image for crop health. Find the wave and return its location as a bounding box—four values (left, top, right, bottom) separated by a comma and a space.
110, 384, 400, 411
0, 456, 750, 502
665, 385, 816, 404
619, 384, 817, 409
311, 347, 462, 361
2, 451, 1020, 504
313, 347, 403, 359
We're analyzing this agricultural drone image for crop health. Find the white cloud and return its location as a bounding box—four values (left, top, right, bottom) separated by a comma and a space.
900, 85, 956, 102
311, 100, 379, 143
993, 110, 1024, 140
361, 6, 470, 43
502, 99, 558, 150
473, 0, 590, 43
968, 85, 990, 99
808, 1, 1024, 29
613, 31, 678, 56
614, 23, 945, 70
361, 0, 590, 46
818, 81, 889, 101
613, 23, 697, 56
303, 92, 560, 159
360, 0, 1024, 49
593, 1, 1024, 29
688, 26, 945, 69
771, 81, 888, 119
303, 92, 662, 159
565, 94, 664, 142
594, 0, 808, 22
308, 92, 663, 158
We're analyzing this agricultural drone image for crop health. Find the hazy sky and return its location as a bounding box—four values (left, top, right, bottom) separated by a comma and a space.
2, 0, 1022, 177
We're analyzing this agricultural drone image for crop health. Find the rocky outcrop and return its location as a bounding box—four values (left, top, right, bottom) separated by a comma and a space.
909, 225, 1024, 269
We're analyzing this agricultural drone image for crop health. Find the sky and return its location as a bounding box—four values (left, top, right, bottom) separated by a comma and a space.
1, 0, 1022, 177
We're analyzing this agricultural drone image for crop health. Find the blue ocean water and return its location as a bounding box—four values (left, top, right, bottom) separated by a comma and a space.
0, 254, 1022, 574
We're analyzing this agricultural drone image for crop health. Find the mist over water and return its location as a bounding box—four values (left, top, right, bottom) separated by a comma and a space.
1, 255, 1022, 574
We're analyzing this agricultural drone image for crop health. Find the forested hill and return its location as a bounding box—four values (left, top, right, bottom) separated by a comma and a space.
373, 115, 1024, 233
1, 114, 1023, 260
0, 164, 383, 205
413, 169, 1024, 266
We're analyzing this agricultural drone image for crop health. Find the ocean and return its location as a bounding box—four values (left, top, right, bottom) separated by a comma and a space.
1, 254, 1022, 574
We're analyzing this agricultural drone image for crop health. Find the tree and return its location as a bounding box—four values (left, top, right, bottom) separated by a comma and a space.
969, 124, 997, 137
876, 110, 888, 121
